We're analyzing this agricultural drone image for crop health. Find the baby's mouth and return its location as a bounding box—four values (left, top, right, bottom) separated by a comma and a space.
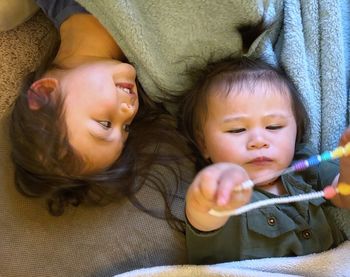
248, 156, 273, 166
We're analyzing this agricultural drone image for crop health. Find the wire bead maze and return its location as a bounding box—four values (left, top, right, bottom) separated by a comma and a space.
209, 143, 350, 217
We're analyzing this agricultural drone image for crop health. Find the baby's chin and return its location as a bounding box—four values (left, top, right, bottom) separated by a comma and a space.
247, 169, 281, 186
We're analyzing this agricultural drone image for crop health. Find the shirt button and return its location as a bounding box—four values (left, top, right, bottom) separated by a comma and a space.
302, 230, 311, 239
267, 217, 276, 226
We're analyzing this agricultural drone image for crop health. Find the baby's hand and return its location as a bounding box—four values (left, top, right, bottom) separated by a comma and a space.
186, 163, 252, 231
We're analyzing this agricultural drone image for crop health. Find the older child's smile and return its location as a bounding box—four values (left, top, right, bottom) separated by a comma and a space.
116, 82, 135, 94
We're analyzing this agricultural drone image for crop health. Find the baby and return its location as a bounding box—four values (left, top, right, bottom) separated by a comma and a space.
179, 56, 350, 264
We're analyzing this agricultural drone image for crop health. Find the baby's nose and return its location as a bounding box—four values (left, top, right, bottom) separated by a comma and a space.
247, 132, 269, 149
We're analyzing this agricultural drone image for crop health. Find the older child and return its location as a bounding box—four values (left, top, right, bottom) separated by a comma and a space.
179, 57, 350, 264
9, 1, 190, 230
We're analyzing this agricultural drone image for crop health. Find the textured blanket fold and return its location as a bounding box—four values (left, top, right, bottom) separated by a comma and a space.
278, 0, 350, 151
77, 0, 350, 275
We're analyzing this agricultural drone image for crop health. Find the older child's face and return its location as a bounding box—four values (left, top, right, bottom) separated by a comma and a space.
200, 83, 297, 185
58, 60, 139, 174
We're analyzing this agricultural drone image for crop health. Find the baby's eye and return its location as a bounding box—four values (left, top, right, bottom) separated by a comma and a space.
228, 128, 246, 133
266, 125, 283, 130
123, 124, 130, 133
98, 120, 112, 129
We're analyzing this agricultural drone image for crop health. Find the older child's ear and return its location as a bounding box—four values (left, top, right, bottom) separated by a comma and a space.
27, 78, 58, 110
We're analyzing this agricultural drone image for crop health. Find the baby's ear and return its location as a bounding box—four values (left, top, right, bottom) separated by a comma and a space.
27, 78, 58, 110
195, 130, 210, 160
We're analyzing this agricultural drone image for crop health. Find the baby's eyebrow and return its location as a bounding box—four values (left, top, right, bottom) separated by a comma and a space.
263, 113, 293, 119
223, 113, 292, 123
223, 116, 246, 123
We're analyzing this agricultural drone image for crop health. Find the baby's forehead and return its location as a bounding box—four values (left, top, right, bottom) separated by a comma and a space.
208, 78, 292, 99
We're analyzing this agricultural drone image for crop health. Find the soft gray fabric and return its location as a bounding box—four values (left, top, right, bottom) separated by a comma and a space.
77, 0, 279, 113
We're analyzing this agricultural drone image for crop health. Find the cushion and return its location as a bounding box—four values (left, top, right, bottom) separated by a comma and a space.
0, 0, 39, 32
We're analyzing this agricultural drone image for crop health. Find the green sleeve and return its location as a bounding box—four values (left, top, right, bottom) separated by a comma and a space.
186, 217, 241, 264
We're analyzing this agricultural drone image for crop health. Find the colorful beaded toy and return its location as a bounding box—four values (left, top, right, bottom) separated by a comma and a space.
209, 142, 350, 217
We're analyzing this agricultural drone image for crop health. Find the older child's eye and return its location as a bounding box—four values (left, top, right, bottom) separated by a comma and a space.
123, 124, 130, 133
228, 128, 246, 133
266, 125, 283, 130
98, 120, 112, 129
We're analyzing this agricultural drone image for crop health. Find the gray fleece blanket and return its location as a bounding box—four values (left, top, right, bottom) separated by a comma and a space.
76, 0, 350, 276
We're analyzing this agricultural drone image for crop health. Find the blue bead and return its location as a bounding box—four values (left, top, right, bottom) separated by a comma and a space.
307, 156, 321, 166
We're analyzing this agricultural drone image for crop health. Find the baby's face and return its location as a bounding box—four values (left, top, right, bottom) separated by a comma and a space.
200, 83, 297, 185
59, 59, 139, 174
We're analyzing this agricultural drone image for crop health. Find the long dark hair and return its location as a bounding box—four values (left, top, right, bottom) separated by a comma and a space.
10, 58, 190, 232
178, 39, 309, 171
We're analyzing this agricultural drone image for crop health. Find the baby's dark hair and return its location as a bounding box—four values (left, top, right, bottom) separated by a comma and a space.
10, 64, 190, 232
179, 56, 310, 170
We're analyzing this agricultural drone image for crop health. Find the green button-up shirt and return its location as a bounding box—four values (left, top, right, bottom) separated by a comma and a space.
186, 144, 346, 264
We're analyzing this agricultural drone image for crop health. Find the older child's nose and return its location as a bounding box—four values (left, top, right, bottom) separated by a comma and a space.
119, 102, 135, 118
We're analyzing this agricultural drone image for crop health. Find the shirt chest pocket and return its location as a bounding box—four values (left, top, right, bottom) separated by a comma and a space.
240, 206, 300, 259
245, 207, 298, 238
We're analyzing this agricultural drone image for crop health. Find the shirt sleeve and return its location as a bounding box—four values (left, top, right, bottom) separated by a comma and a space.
34, 0, 89, 29
186, 216, 241, 264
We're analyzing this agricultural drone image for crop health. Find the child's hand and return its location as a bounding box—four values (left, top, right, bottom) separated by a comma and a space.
186, 163, 252, 231
331, 126, 350, 209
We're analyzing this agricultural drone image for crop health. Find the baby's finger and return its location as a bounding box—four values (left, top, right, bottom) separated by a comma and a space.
198, 169, 220, 202
226, 188, 252, 210
189, 184, 215, 212
187, 168, 221, 211
216, 169, 250, 206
